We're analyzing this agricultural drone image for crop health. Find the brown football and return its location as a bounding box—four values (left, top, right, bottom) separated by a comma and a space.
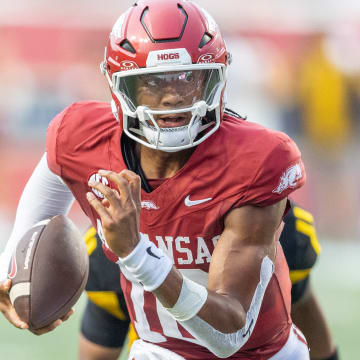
7, 215, 89, 330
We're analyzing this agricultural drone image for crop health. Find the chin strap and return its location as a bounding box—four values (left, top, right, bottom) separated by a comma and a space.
121, 133, 152, 193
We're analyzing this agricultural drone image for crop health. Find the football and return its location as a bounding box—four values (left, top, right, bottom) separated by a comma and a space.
7, 215, 89, 330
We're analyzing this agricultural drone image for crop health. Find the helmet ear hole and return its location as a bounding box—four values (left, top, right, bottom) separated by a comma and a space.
199, 33, 213, 48
120, 40, 136, 54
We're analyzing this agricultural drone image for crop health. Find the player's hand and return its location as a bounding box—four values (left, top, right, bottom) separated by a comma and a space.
29, 308, 75, 336
0, 279, 28, 330
0, 279, 74, 335
87, 169, 141, 258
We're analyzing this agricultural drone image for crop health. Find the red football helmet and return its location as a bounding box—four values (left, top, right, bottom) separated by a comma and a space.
101, 0, 231, 152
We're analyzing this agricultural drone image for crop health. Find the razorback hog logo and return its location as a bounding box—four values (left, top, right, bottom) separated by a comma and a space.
8, 253, 17, 279
119, 60, 139, 71
198, 53, 215, 64
89, 173, 109, 199
157, 53, 180, 61
141, 200, 159, 210
273, 163, 302, 194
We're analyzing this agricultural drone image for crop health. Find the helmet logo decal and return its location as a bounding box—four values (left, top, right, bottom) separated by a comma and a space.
147, 48, 191, 67
198, 54, 215, 64
119, 60, 139, 71
157, 53, 180, 61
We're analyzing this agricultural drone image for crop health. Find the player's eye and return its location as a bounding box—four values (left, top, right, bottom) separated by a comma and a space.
178, 72, 194, 83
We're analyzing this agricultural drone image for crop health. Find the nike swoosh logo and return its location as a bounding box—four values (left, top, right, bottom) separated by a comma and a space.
185, 195, 212, 207
146, 246, 162, 260
242, 318, 254, 338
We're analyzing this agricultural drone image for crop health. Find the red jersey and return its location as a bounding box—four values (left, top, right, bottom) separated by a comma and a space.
47, 101, 306, 359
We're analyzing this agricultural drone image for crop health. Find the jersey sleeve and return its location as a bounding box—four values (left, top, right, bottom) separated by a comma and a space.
244, 135, 306, 207
46, 105, 74, 176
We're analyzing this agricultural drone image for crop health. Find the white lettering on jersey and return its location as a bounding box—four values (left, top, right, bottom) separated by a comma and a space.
123, 269, 206, 345
130, 283, 166, 343
195, 237, 211, 264
156, 298, 184, 339
120, 233, 220, 345
96, 226, 220, 267
141, 234, 221, 266
156, 236, 174, 262
175, 237, 193, 265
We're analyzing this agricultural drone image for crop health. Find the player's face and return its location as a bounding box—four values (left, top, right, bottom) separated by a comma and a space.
135, 71, 205, 128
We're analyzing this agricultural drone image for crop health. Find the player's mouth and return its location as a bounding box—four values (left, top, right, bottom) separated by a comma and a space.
156, 115, 189, 128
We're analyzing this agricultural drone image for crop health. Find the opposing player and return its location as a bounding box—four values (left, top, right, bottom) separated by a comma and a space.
79, 200, 339, 360
0, 1, 310, 358
282, 202, 339, 360
79, 227, 134, 360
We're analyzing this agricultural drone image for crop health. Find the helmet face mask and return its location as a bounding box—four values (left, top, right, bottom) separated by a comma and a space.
101, 0, 230, 152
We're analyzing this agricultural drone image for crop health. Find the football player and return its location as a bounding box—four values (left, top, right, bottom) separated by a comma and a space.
78, 200, 339, 360
283, 202, 339, 360
79, 226, 133, 360
0, 1, 310, 358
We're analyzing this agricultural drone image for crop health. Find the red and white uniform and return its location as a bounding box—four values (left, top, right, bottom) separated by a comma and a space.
47, 101, 305, 359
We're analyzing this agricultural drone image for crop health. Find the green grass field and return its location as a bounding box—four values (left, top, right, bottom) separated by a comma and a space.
0, 240, 358, 359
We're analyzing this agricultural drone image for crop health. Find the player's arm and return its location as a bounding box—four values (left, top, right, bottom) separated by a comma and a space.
87, 169, 287, 357
0, 153, 75, 334
156, 201, 285, 359
156, 200, 285, 328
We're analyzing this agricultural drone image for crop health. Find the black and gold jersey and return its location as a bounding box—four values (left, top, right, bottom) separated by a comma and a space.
81, 227, 135, 348
280, 200, 321, 303
83, 226, 128, 321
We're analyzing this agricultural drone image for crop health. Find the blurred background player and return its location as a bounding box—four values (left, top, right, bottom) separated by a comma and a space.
283, 201, 339, 360
79, 200, 339, 360
79, 227, 133, 360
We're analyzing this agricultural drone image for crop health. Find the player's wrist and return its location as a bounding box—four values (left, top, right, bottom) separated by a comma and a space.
116, 233, 172, 292
165, 276, 208, 322
113, 236, 140, 258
